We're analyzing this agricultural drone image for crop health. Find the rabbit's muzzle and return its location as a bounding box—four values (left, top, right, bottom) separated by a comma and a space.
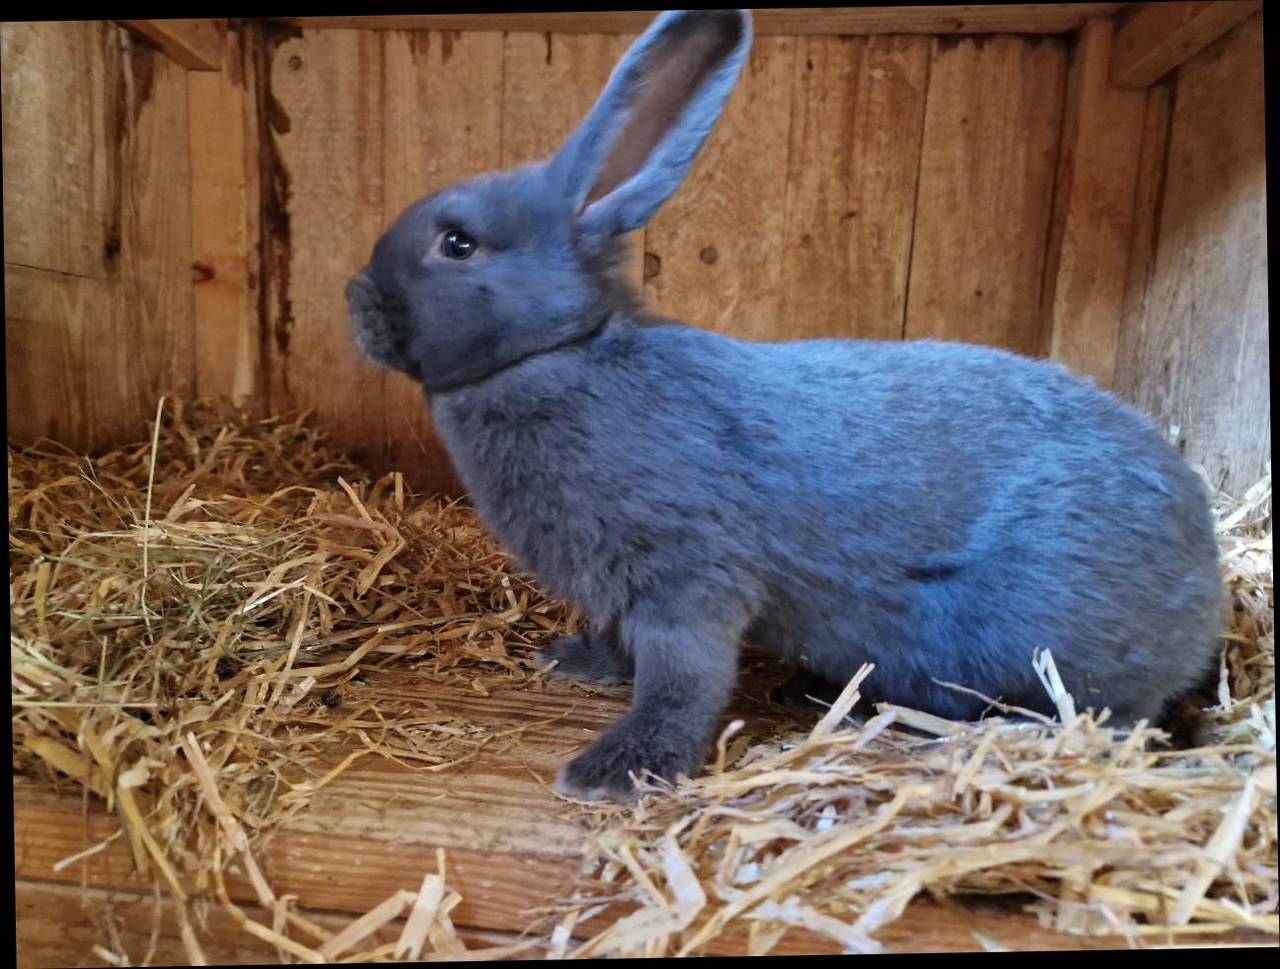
346, 269, 420, 380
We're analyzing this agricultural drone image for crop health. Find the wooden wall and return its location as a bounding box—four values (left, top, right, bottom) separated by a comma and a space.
1113, 12, 1269, 495
2, 12, 1270, 496
3, 21, 195, 450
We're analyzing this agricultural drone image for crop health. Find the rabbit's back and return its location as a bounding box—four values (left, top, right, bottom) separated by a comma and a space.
734, 333, 1222, 720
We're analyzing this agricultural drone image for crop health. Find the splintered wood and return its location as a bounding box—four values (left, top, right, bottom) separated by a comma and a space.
9, 399, 1276, 961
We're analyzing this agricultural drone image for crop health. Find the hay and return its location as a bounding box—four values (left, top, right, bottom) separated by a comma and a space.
9, 398, 1275, 960
10, 398, 565, 963
546, 466, 1276, 956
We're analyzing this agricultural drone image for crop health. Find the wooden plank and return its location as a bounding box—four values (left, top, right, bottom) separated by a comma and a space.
188, 24, 259, 405
278, 7, 1127, 36
251, 23, 295, 424
1039, 18, 1147, 388
14, 783, 590, 951
904, 35, 1067, 354
643, 36, 795, 338
383, 30, 504, 209
12, 677, 635, 940
781, 36, 864, 339
14, 879, 529, 968
781, 35, 930, 341
4, 22, 195, 454
1113, 14, 1268, 495
4, 266, 106, 449
118, 18, 224, 70
14, 672, 1274, 958
500, 31, 645, 291
1115, 80, 1173, 397
1, 21, 107, 278
104, 32, 197, 444
501, 33, 638, 166
21, 861, 1240, 965
1109, 1, 1261, 88
268, 29, 389, 469
381, 29, 505, 495
4, 21, 122, 453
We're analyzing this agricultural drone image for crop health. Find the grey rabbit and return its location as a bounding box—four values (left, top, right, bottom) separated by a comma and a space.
346, 10, 1222, 801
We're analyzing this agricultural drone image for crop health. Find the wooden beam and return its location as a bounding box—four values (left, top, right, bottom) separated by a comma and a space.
118, 19, 224, 70
275, 6, 1127, 36
1039, 17, 1147, 388
1109, 0, 1260, 87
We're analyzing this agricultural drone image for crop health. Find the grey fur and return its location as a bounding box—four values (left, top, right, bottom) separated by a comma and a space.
537, 629, 635, 686
346, 10, 1223, 801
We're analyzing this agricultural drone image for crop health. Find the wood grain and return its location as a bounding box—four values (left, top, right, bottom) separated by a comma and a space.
118, 18, 224, 71
781, 36, 863, 339
14, 671, 1273, 960
4, 22, 195, 453
1040, 18, 1146, 388
1110, 0, 1261, 88
104, 36, 197, 444
644, 36, 795, 338
382, 30, 505, 224
380, 29, 505, 495
268, 29, 389, 469
1113, 14, 1268, 495
500, 31, 644, 290
1114, 80, 1173, 402
781, 35, 930, 341
4, 267, 106, 449
904, 35, 1067, 353
14, 879, 529, 968
187, 25, 260, 405
1, 21, 106, 278
23, 871, 1238, 966
278, 7, 1128, 36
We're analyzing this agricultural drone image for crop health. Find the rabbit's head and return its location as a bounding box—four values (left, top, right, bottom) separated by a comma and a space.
347, 10, 753, 393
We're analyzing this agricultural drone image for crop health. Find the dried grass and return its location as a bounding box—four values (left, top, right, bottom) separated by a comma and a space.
9, 399, 1275, 960
547, 466, 1277, 956
10, 398, 564, 964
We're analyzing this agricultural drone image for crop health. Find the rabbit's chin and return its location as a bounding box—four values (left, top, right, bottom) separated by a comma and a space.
350, 318, 416, 378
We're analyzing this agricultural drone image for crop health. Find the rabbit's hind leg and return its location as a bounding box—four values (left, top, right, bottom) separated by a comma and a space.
535, 627, 634, 685
768, 666, 843, 708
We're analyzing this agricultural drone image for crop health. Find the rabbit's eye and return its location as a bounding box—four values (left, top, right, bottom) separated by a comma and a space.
440, 229, 476, 260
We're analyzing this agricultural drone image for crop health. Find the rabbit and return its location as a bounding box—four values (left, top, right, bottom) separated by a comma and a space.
346, 9, 1223, 801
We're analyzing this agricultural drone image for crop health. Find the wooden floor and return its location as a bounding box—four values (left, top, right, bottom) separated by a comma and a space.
13, 667, 1273, 964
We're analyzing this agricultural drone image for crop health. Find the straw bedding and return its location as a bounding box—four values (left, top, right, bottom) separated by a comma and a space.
9, 398, 1276, 961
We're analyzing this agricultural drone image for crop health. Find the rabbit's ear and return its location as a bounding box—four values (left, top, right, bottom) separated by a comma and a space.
548, 10, 752, 241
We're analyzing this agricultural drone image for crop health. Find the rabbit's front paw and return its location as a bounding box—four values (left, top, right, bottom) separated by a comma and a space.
552, 713, 704, 802
536, 632, 633, 685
